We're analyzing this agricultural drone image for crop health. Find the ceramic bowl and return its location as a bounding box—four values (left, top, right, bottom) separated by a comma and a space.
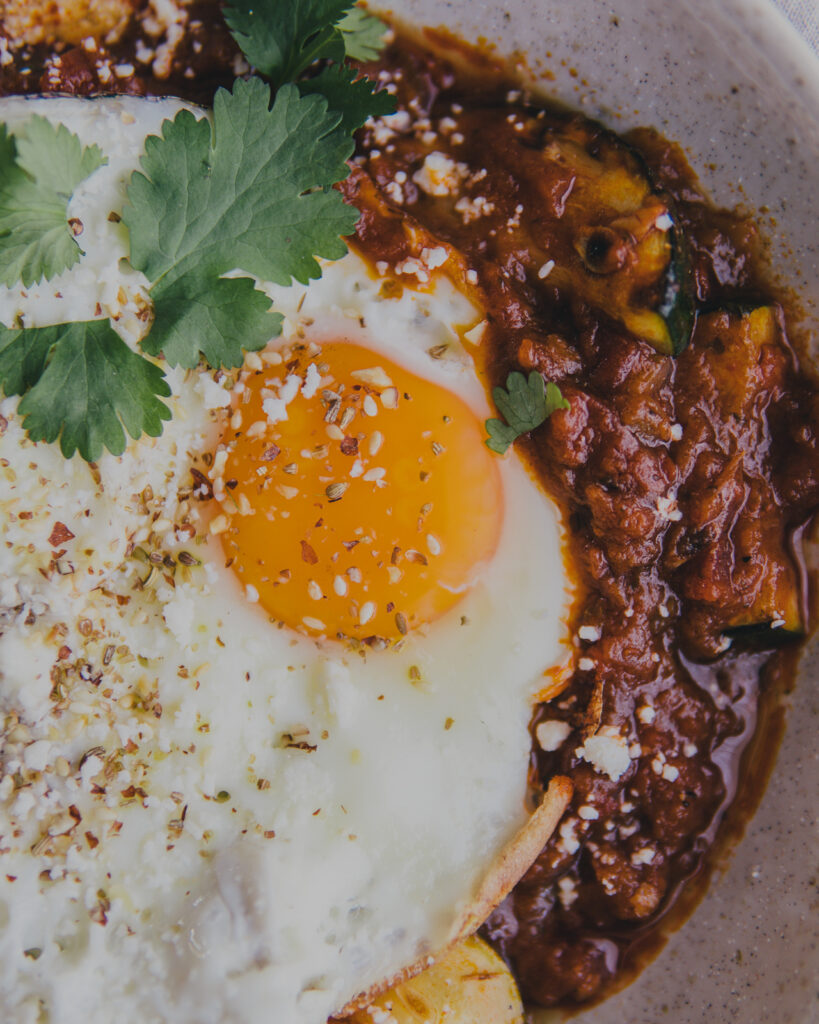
381, 2, 819, 1021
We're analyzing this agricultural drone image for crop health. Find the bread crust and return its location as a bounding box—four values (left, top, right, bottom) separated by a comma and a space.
334, 774, 573, 1019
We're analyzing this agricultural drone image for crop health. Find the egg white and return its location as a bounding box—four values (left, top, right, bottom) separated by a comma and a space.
0, 97, 570, 1024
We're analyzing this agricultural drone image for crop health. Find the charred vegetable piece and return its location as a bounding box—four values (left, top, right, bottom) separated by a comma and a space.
676, 306, 804, 641
343, 935, 524, 1024
534, 121, 694, 355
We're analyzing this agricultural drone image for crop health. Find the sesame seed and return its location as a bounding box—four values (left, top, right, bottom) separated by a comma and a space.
363, 467, 386, 483
245, 584, 259, 603
363, 395, 378, 417
307, 580, 323, 601
333, 575, 347, 596
302, 616, 325, 631
538, 259, 555, 279
426, 534, 441, 556
359, 602, 376, 626
325, 482, 348, 502
368, 431, 383, 456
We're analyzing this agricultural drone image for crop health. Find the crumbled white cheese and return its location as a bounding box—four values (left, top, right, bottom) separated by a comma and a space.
536, 719, 571, 752
454, 195, 495, 224
576, 728, 631, 781
637, 704, 655, 724
557, 875, 578, 908
413, 152, 469, 197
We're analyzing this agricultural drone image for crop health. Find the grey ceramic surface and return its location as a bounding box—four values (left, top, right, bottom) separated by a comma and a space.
381, 1, 819, 1021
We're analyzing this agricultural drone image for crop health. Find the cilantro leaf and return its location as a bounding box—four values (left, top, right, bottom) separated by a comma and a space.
0, 321, 171, 461
0, 117, 106, 288
337, 7, 390, 61
224, 0, 349, 89
123, 78, 358, 369
485, 371, 570, 454
298, 62, 395, 134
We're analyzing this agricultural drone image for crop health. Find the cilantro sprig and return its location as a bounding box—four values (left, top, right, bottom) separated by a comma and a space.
486, 371, 570, 454
124, 78, 359, 369
0, 117, 106, 287
223, 0, 389, 86
0, 322, 171, 460
0, 1, 394, 461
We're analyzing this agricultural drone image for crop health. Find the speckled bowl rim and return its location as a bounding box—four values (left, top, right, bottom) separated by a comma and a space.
377, 1, 819, 1021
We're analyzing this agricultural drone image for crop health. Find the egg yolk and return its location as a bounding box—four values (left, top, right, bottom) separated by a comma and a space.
214, 340, 502, 642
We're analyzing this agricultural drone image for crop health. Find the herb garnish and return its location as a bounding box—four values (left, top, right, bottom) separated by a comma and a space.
485, 371, 570, 454
123, 78, 359, 370
0, 321, 171, 460
0, 117, 106, 287
0, 1, 393, 460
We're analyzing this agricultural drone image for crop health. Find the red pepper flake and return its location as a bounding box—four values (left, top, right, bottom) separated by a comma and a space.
263, 830, 276, 839
120, 785, 147, 800
48, 522, 75, 547
57, 645, 71, 660
340, 436, 359, 455
89, 896, 109, 926
85, 831, 99, 849
262, 443, 281, 461
300, 540, 318, 564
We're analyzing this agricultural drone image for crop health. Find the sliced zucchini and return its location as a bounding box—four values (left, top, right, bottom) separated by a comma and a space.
683, 306, 804, 640
693, 305, 779, 418
533, 119, 695, 355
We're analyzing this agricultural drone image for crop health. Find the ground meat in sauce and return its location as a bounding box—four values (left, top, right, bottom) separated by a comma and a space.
2, 5, 817, 1009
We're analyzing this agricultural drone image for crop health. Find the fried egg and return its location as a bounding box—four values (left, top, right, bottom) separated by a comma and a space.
0, 96, 570, 1023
